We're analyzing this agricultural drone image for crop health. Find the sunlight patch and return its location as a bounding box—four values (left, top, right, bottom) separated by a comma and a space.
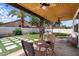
8, 37, 15, 39
12, 39, 19, 41
34, 39, 38, 41
16, 37, 21, 39
19, 43, 22, 46
25, 39, 29, 41
20, 38, 25, 40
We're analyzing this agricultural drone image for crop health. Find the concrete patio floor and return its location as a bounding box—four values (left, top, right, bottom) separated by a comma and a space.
54, 38, 79, 56
8, 38, 79, 56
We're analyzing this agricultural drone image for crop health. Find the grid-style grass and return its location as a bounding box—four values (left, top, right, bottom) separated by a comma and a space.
18, 34, 39, 40
0, 34, 39, 56
0, 37, 22, 56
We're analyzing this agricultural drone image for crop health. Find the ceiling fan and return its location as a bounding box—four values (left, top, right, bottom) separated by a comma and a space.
40, 3, 50, 6
40, 3, 56, 10
32, 3, 56, 10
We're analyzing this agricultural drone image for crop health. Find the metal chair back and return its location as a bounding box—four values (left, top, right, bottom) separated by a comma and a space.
21, 40, 35, 56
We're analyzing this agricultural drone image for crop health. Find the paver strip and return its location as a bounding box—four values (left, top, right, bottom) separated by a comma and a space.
4, 42, 14, 46
2, 41, 11, 44
6, 45, 17, 50
0, 49, 2, 53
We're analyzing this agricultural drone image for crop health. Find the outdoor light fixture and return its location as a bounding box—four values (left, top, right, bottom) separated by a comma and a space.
40, 3, 50, 10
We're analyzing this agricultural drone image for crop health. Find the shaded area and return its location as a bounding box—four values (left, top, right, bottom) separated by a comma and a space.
18, 38, 79, 56
55, 38, 79, 56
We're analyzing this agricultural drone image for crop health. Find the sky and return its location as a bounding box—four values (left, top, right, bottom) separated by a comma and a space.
0, 3, 31, 23
0, 3, 73, 27
61, 20, 73, 27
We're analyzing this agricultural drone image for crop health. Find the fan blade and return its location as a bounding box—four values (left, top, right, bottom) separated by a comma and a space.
49, 3, 56, 8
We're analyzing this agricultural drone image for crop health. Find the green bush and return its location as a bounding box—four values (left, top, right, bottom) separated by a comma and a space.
54, 33, 70, 36
30, 32, 39, 34
13, 28, 22, 35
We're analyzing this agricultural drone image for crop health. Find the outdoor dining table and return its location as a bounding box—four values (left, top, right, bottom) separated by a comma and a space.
33, 40, 55, 56
22, 38, 54, 56
22, 32, 55, 56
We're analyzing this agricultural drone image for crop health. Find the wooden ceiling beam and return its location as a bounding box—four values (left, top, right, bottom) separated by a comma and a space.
73, 8, 79, 19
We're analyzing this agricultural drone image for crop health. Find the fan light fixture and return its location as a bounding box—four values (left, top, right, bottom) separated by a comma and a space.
40, 3, 50, 10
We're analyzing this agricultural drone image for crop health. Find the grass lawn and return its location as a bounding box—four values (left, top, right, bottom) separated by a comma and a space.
16, 34, 39, 41
0, 34, 39, 56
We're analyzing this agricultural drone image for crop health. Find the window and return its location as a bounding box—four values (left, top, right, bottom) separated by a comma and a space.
74, 24, 78, 32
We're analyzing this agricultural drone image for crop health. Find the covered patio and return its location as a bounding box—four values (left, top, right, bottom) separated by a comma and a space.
7, 38, 79, 56
0, 3, 79, 56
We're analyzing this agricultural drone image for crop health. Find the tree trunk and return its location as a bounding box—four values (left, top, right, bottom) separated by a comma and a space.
39, 20, 44, 40
39, 25, 44, 40
21, 17, 24, 27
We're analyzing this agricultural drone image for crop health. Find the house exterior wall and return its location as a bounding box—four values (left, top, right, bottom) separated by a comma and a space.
73, 19, 79, 48
1, 21, 21, 27
77, 21, 79, 48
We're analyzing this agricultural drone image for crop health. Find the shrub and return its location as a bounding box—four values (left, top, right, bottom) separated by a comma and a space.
30, 32, 38, 34
54, 33, 70, 37
13, 28, 22, 35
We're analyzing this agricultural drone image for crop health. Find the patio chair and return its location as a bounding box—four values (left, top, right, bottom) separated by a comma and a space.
21, 40, 35, 56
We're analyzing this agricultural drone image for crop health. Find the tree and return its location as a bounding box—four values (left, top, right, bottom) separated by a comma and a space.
55, 18, 62, 28
29, 16, 45, 40
29, 16, 40, 27
0, 22, 3, 25
54, 17, 62, 33
44, 20, 50, 27
50, 22, 56, 33
9, 10, 26, 27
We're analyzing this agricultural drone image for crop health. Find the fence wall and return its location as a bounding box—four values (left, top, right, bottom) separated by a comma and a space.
0, 27, 72, 35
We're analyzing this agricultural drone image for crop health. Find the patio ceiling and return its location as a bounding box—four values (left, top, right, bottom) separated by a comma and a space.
9, 3, 79, 22
9, 3, 79, 21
